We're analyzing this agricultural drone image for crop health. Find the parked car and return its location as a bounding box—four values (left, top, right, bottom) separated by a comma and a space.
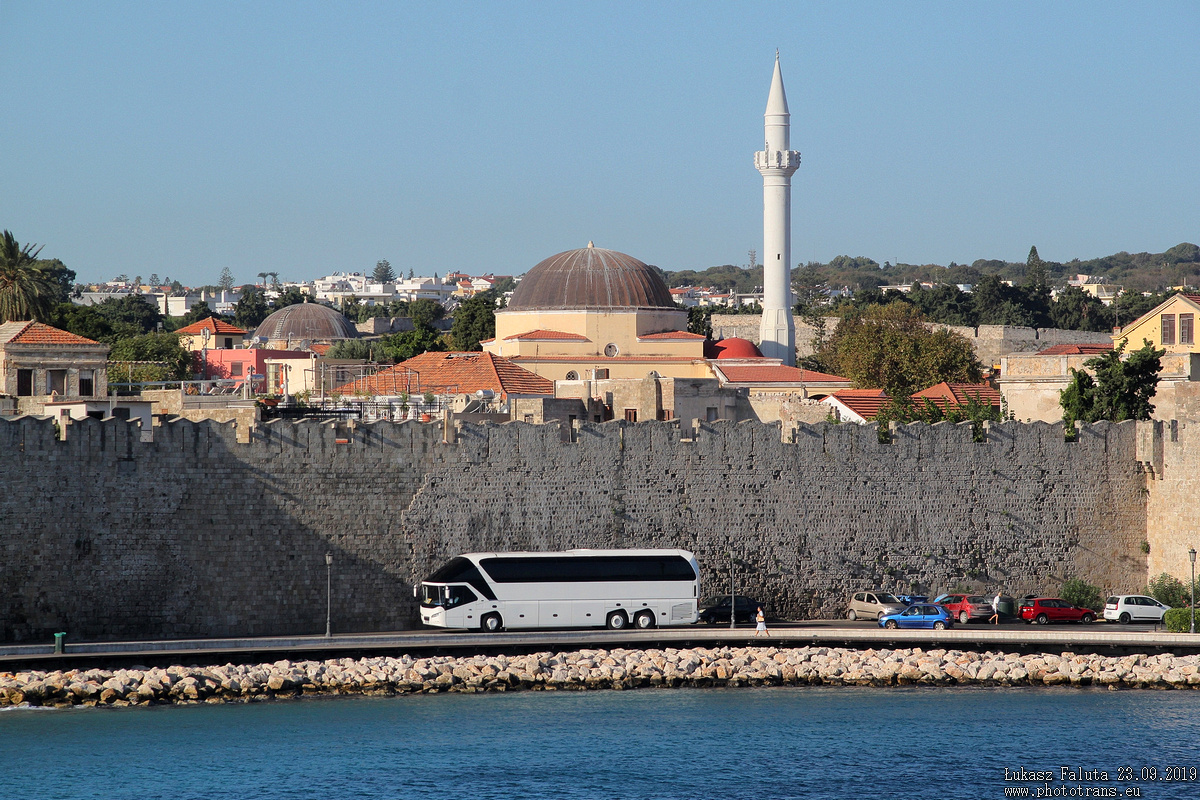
847, 591, 907, 621
896, 594, 929, 606
937, 594, 994, 624
1018, 597, 1096, 625
1103, 595, 1171, 624
879, 604, 954, 630
699, 595, 761, 625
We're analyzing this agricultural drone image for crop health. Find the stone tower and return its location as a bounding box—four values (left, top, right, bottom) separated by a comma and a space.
755, 52, 800, 365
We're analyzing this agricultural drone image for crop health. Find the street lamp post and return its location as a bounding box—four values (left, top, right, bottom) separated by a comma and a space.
325, 552, 334, 638
1189, 548, 1196, 635
729, 550, 735, 630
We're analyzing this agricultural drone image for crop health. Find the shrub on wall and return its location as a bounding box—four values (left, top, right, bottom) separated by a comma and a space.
1061, 578, 1103, 611
1162, 608, 1194, 633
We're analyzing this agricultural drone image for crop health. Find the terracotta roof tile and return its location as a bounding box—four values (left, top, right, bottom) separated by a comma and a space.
636, 330, 707, 340
503, 329, 591, 341
176, 317, 247, 336
827, 388, 890, 420
1036, 343, 1114, 356
0, 321, 103, 347
332, 351, 553, 398
911, 381, 1001, 409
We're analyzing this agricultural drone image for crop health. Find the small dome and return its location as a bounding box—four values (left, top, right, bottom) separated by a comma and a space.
507, 244, 676, 311
254, 302, 357, 343
709, 337, 763, 359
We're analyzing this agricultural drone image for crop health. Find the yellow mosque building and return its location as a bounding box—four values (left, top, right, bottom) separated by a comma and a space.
482, 243, 713, 381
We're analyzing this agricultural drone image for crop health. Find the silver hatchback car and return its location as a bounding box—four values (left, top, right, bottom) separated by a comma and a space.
848, 590, 908, 621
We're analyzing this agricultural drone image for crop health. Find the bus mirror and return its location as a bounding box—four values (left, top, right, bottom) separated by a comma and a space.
413, 584, 419, 598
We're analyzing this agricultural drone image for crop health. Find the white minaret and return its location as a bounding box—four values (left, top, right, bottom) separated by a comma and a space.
755, 52, 800, 365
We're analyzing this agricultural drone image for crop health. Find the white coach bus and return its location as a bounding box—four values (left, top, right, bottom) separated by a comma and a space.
415, 549, 700, 632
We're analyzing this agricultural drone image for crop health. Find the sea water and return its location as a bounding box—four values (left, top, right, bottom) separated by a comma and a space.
2, 686, 1198, 799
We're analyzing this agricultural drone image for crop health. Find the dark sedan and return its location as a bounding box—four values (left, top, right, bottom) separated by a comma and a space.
699, 595, 761, 625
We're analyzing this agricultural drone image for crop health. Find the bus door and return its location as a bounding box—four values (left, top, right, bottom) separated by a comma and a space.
441, 584, 479, 628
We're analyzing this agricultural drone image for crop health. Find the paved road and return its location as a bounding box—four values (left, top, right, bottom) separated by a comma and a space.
1, 618, 1188, 668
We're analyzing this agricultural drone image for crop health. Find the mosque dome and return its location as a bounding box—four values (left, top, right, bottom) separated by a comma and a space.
254, 302, 357, 343
707, 337, 764, 359
506, 243, 676, 311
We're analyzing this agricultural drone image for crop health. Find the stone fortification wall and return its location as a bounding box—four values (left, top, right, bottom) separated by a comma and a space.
1142, 420, 1200, 583
0, 416, 1151, 642
710, 315, 1112, 365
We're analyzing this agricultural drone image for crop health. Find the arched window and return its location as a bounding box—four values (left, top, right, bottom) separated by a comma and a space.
565, 371, 579, 380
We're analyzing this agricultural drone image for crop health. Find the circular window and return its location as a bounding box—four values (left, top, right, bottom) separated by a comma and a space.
604, 343, 620, 358
565, 371, 579, 380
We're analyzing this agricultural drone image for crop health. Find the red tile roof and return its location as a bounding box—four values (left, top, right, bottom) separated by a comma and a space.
1036, 343, 1114, 356
332, 351, 553, 398
827, 388, 890, 420
636, 330, 707, 340
717, 365, 850, 384
911, 381, 1001, 409
308, 343, 332, 356
0, 321, 103, 347
176, 317, 247, 336
503, 329, 591, 341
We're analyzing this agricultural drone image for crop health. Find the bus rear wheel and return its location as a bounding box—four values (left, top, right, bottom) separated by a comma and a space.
606, 611, 628, 630
634, 610, 655, 629
481, 613, 503, 632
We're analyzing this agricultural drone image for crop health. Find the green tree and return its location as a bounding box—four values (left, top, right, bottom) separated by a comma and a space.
272, 286, 308, 308
408, 298, 445, 329
326, 339, 374, 360
232, 288, 270, 329
1060, 578, 1104, 611
1050, 286, 1114, 332
340, 295, 365, 322
177, 301, 216, 327
1060, 340, 1164, 427
108, 332, 193, 380
1020, 246, 1052, 328
0, 230, 56, 322
450, 293, 497, 351
93, 293, 163, 335
820, 302, 983, 396
687, 306, 714, 338
1145, 573, 1190, 609
49, 302, 115, 341
379, 326, 446, 361
372, 259, 395, 283
218, 267, 235, 292
149, 273, 160, 287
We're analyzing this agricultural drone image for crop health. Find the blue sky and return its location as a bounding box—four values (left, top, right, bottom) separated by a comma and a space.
3, 1, 1197, 286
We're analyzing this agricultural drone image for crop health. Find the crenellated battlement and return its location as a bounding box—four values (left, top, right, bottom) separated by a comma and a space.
0, 414, 1142, 463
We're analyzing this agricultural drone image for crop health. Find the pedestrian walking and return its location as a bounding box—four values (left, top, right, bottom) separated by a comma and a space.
755, 606, 769, 637
990, 591, 1002, 625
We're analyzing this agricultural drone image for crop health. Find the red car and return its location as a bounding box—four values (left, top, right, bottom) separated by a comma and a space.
938, 594, 994, 624
1019, 598, 1096, 625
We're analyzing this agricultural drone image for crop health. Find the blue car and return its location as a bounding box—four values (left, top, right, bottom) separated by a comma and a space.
878, 603, 954, 630
895, 594, 928, 606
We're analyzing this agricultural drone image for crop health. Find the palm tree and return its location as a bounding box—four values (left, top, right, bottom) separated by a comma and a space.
257, 271, 268, 288
0, 230, 55, 323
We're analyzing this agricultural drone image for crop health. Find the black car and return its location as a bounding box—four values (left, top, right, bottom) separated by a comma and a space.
699, 595, 761, 625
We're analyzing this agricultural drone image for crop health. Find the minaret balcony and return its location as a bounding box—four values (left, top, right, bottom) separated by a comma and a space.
754, 149, 801, 175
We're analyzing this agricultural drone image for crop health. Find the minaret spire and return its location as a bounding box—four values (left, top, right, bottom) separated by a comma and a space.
755, 53, 801, 365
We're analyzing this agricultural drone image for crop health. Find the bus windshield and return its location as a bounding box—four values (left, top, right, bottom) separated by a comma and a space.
420, 584, 478, 609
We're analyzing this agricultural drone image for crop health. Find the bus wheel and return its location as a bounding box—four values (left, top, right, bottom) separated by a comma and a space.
634, 610, 655, 629
481, 613, 503, 632
606, 611, 628, 630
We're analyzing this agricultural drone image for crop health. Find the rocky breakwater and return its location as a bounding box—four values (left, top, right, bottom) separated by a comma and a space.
3, 647, 1200, 708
